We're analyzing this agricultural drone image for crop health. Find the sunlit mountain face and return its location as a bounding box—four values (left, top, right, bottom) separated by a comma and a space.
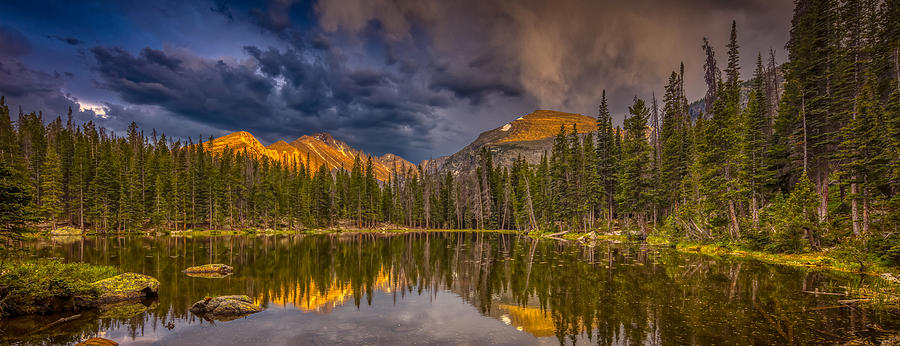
0, 0, 792, 163
200, 131, 416, 181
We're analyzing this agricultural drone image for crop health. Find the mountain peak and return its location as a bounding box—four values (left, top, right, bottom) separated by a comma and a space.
424, 109, 596, 173
217, 131, 257, 142
267, 140, 297, 153
497, 110, 594, 143
311, 132, 335, 142
203, 131, 415, 181
206, 131, 264, 150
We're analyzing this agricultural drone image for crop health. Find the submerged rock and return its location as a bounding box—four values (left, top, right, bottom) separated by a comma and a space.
183, 264, 233, 275
190, 295, 262, 320
184, 271, 232, 279
76, 337, 118, 345
92, 273, 160, 304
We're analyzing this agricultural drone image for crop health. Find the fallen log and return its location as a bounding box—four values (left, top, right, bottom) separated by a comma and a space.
28, 314, 81, 335
544, 230, 570, 238
802, 290, 846, 296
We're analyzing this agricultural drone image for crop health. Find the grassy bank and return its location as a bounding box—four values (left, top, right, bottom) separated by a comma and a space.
671, 241, 900, 308
0, 260, 119, 317
158, 228, 521, 237
672, 242, 888, 274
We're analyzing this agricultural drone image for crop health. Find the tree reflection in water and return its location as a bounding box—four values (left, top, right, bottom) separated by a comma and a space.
3, 232, 896, 345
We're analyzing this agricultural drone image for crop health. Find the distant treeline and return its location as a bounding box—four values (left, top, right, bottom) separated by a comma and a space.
0, 0, 898, 257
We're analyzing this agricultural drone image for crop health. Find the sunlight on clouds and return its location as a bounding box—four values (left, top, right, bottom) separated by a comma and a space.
79, 102, 109, 118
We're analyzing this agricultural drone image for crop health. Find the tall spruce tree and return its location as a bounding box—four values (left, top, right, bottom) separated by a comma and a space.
617, 97, 653, 236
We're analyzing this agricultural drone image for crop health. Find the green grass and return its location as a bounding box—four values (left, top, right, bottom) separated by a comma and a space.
671, 241, 900, 309
0, 259, 119, 316
672, 241, 892, 274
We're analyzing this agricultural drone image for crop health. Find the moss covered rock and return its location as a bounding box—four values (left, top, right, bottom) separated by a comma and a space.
0, 260, 119, 317
76, 337, 118, 345
189, 295, 262, 320
184, 272, 231, 279
91, 273, 159, 304
183, 264, 233, 274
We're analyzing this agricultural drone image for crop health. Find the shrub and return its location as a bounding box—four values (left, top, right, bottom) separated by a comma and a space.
760, 173, 821, 253
0, 259, 119, 316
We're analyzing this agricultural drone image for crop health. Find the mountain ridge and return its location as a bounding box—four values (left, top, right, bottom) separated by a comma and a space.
422, 110, 597, 173
203, 109, 598, 180
203, 131, 416, 181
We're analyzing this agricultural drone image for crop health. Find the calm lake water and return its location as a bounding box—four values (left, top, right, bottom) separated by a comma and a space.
2, 232, 898, 345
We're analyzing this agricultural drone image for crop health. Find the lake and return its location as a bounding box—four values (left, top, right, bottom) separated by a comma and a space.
2, 232, 897, 345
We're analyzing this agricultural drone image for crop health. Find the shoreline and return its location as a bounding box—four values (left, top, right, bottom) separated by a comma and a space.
27, 227, 900, 274
25, 227, 900, 281
5, 229, 900, 319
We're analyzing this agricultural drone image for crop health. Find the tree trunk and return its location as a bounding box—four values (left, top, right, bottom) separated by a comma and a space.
801, 93, 808, 173
751, 194, 759, 230
524, 177, 537, 231
79, 187, 84, 231
850, 181, 860, 236
728, 199, 740, 240
818, 172, 828, 223
863, 195, 870, 234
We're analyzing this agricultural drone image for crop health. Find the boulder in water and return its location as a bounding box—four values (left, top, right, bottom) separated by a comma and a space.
190, 295, 262, 320
183, 264, 233, 275
76, 337, 117, 345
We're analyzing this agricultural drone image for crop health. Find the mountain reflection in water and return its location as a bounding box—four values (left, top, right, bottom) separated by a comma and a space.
2, 232, 897, 345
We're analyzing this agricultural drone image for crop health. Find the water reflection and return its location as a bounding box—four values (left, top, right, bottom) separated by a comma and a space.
2, 232, 896, 345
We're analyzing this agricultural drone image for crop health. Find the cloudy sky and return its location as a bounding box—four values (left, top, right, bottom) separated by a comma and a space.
0, 0, 793, 162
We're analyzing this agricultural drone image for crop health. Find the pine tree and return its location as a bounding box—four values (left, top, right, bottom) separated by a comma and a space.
661, 72, 689, 212
743, 54, 774, 230
550, 125, 570, 226
838, 75, 890, 234
781, 0, 840, 222
595, 90, 617, 228
40, 144, 62, 229
0, 162, 35, 234
617, 97, 653, 236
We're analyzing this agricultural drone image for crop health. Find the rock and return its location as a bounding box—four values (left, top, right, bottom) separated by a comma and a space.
92, 273, 160, 304
881, 273, 900, 283
183, 264, 233, 274
185, 271, 232, 279
190, 295, 262, 320
76, 337, 118, 346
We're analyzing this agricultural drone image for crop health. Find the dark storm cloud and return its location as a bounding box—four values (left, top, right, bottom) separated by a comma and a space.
90, 35, 447, 158
91, 46, 275, 130
240, 40, 446, 155
210, 2, 234, 22
0, 0, 795, 161
251, 0, 295, 33
0, 27, 95, 120
428, 59, 524, 105
0, 26, 31, 57
48, 35, 85, 46
316, 0, 794, 119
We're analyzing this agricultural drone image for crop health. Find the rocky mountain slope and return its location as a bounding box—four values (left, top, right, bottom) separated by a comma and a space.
203, 131, 416, 181
423, 110, 597, 173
